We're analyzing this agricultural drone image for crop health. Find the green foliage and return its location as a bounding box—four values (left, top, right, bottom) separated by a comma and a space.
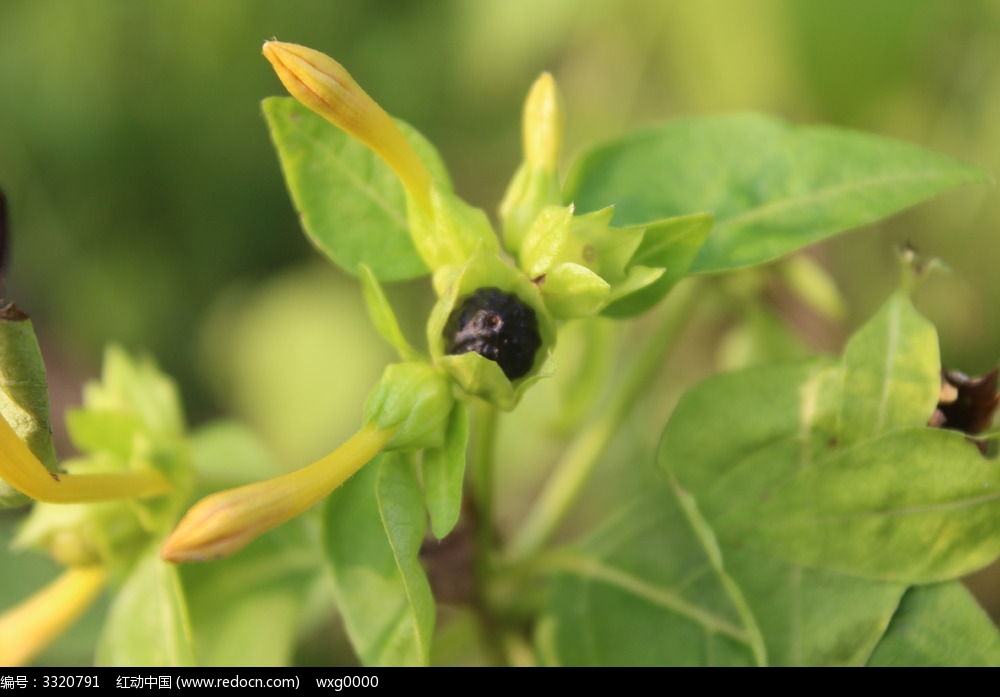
358, 264, 421, 362
541, 291, 999, 665
422, 403, 470, 540
537, 493, 760, 666
263, 97, 446, 281
15, 348, 189, 568
601, 213, 713, 317
868, 583, 1000, 667
95, 546, 195, 667
566, 114, 986, 273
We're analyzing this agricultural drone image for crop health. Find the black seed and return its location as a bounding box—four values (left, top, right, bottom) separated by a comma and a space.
930, 368, 998, 438
928, 368, 999, 456
444, 287, 541, 380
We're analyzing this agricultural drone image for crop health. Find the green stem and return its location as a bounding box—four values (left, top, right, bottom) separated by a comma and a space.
468, 400, 506, 664
470, 401, 499, 558
507, 279, 702, 561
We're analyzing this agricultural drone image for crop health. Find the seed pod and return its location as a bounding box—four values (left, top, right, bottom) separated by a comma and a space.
444, 287, 541, 380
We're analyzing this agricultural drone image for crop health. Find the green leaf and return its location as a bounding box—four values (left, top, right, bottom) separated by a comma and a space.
653, 287, 1000, 661
733, 428, 1000, 584
182, 522, 319, 667
0, 309, 59, 507
96, 545, 196, 667
323, 453, 434, 666
263, 97, 448, 281
838, 291, 940, 445
81, 346, 185, 440
602, 212, 713, 317
656, 361, 913, 665
566, 114, 986, 273
544, 472, 899, 667
538, 492, 758, 666
660, 360, 839, 497
658, 294, 994, 585
659, 355, 1000, 586
358, 264, 420, 361
868, 582, 1000, 666
65, 410, 143, 461
422, 403, 470, 539
722, 548, 905, 666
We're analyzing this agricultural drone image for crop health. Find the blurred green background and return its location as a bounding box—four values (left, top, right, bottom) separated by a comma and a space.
1, 0, 998, 663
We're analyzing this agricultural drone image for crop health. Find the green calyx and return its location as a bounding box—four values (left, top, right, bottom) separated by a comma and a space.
364, 362, 455, 450
427, 247, 556, 410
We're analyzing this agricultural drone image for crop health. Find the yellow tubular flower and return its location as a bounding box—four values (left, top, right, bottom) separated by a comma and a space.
0, 415, 170, 503
0, 566, 106, 666
161, 425, 391, 563
262, 40, 433, 212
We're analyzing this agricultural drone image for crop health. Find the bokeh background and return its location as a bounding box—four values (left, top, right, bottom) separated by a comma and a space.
1, 0, 998, 664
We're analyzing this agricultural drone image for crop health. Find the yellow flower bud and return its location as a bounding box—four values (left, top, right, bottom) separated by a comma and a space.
262, 40, 433, 211
499, 73, 565, 255
522, 72, 563, 173
161, 425, 390, 562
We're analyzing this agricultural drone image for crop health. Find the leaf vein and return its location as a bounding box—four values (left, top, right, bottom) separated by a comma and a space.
719, 170, 966, 230
548, 552, 749, 643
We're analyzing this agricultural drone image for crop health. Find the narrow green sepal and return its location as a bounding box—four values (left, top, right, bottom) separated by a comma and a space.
519, 205, 574, 278
563, 206, 642, 285
601, 212, 713, 317
422, 402, 470, 539
358, 263, 421, 361
437, 353, 547, 411
539, 263, 611, 319
500, 164, 562, 256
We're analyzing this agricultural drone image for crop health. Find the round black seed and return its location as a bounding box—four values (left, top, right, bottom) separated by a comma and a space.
444, 287, 541, 380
